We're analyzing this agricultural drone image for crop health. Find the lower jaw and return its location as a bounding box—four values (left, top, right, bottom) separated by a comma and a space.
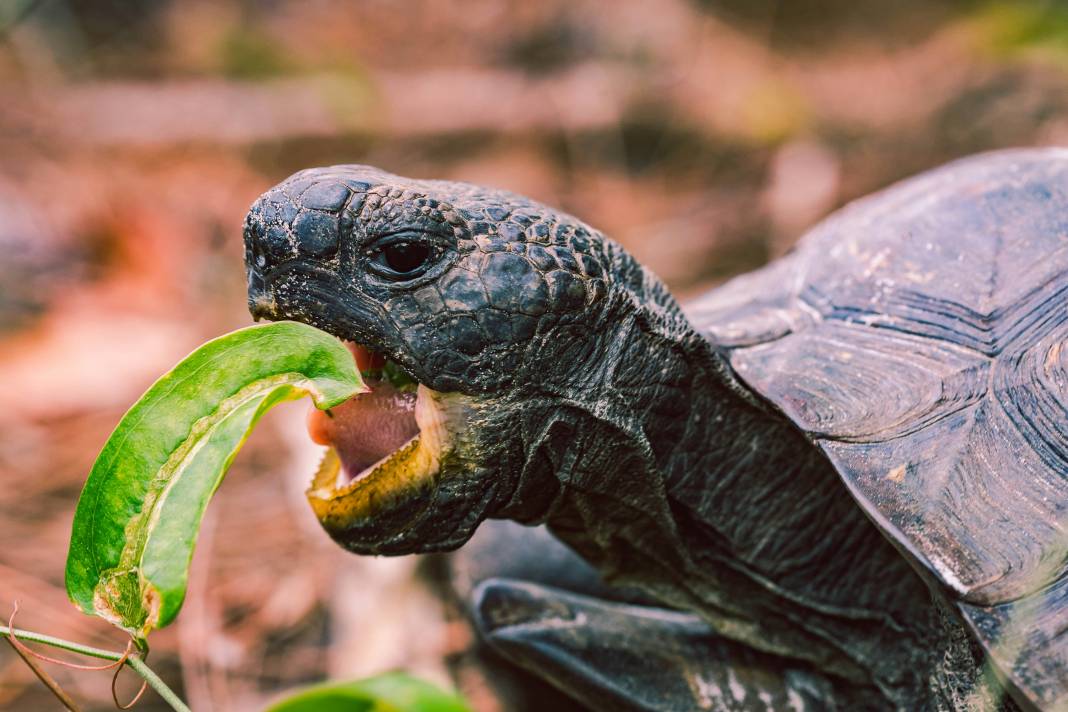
306, 384, 466, 535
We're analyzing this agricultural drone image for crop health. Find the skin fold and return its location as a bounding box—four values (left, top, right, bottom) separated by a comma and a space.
243, 165, 1012, 710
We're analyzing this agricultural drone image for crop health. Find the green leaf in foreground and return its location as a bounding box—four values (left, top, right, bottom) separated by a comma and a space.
266, 672, 472, 712
65, 321, 365, 645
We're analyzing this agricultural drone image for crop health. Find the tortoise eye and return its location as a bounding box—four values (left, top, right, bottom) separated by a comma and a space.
383, 241, 431, 274
368, 233, 440, 280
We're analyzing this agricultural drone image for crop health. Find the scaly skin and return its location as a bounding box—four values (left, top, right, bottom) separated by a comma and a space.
243, 166, 1010, 710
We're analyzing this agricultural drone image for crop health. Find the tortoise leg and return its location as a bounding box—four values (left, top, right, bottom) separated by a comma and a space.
448, 520, 654, 710
470, 577, 846, 712
449, 520, 656, 605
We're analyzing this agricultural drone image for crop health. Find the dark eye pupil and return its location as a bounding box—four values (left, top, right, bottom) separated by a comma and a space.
383, 242, 431, 274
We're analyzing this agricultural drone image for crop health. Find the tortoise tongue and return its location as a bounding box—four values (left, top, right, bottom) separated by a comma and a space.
306, 344, 419, 481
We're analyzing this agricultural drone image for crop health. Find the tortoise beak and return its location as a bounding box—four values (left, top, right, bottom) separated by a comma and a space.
248, 290, 276, 322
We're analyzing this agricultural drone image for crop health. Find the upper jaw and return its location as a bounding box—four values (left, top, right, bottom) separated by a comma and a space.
249, 266, 445, 391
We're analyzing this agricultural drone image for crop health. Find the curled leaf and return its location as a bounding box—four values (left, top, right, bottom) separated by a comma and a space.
65, 321, 365, 644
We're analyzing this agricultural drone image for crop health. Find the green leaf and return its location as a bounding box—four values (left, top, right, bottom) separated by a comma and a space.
65, 321, 365, 644
265, 672, 472, 712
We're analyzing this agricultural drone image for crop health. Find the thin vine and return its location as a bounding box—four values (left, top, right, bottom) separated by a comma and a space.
1, 607, 191, 712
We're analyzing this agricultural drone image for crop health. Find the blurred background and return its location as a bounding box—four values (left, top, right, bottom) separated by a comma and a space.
0, 0, 1066, 709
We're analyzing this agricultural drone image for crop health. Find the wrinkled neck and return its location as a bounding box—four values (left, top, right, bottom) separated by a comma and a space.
658, 348, 930, 617
541, 265, 940, 698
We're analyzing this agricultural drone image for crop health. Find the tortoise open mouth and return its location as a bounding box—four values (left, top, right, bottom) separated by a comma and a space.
306, 343, 420, 487
302, 341, 463, 531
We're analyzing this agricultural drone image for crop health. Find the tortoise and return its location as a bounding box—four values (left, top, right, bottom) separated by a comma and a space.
242, 148, 1068, 711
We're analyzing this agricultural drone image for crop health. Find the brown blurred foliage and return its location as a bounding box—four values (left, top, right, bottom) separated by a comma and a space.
0, 0, 1065, 709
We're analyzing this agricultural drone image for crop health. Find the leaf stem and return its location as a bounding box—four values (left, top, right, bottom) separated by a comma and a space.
0, 625, 191, 712
125, 655, 189, 711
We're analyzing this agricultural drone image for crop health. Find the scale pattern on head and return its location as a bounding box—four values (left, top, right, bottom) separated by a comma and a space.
244, 165, 615, 395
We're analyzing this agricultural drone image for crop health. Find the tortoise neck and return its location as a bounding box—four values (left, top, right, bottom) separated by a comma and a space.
659, 348, 935, 611
654, 322, 969, 702
543, 266, 939, 697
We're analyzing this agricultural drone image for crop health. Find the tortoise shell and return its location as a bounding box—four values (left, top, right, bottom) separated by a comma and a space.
688, 149, 1068, 710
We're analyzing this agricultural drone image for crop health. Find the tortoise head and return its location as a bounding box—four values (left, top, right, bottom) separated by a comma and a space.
244, 165, 691, 555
